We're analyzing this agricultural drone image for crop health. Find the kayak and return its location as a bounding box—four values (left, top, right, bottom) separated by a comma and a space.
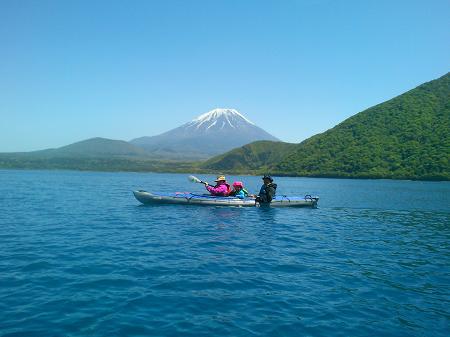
133, 190, 319, 208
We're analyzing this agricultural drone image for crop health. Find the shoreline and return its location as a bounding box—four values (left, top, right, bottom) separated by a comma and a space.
1, 166, 448, 182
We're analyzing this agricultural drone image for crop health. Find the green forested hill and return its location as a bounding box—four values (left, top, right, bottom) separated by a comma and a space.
201, 141, 297, 172
274, 73, 449, 180
203, 73, 450, 180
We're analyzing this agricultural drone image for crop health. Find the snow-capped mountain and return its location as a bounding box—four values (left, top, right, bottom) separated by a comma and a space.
130, 108, 279, 160
185, 108, 255, 132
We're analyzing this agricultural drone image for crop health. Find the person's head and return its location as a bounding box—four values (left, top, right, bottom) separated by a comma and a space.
233, 181, 243, 190
262, 175, 273, 185
214, 175, 227, 185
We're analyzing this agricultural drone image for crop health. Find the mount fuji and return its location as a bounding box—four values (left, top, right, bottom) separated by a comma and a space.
130, 108, 279, 160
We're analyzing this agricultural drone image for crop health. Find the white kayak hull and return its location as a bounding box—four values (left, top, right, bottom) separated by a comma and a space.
133, 191, 319, 208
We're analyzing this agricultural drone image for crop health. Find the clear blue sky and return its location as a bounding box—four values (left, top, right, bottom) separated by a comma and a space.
0, 0, 449, 152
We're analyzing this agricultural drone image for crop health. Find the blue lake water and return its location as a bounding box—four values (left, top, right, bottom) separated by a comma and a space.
0, 169, 449, 337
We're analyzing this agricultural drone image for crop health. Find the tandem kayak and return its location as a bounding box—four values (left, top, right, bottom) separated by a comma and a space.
133, 190, 319, 208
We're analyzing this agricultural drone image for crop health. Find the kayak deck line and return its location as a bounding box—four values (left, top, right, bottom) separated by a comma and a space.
133, 190, 319, 208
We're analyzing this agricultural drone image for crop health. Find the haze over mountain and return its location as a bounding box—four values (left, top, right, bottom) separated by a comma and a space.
0, 137, 193, 172
202, 73, 450, 180
0, 108, 279, 169
43, 138, 149, 158
0, 109, 278, 161
130, 109, 279, 159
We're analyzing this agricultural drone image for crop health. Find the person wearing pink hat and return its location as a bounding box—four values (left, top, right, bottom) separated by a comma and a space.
228, 181, 249, 199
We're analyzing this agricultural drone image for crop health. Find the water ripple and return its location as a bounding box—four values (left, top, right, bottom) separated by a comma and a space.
0, 170, 449, 336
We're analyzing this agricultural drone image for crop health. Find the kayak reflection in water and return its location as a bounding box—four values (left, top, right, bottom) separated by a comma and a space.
228, 181, 249, 199
203, 175, 231, 196
255, 175, 277, 204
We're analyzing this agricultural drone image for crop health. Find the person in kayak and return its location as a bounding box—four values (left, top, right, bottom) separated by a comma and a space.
256, 175, 277, 203
204, 175, 231, 196
228, 181, 249, 199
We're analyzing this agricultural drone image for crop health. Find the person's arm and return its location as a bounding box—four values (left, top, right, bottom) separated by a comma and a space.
206, 184, 221, 194
256, 185, 265, 202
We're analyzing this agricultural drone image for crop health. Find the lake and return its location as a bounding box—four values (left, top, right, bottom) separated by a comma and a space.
0, 170, 449, 336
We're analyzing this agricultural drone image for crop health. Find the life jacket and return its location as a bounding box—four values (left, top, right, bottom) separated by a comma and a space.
207, 182, 231, 196
224, 183, 231, 196
258, 183, 277, 203
231, 188, 249, 195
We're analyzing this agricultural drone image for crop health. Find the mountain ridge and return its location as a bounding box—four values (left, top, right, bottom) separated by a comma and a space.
201, 141, 297, 172
1, 73, 448, 181
130, 108, 279, 159
202, 72, 450, 180
52, 137, 150, 157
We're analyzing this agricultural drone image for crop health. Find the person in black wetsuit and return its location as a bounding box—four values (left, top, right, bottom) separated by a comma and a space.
256, 175, 277, 204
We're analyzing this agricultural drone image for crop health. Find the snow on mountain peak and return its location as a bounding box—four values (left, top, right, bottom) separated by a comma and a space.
131, 107, 279, 158
190, 108, 255, 130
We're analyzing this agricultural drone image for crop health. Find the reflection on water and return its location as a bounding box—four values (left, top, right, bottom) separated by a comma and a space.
255, 206, 278, 223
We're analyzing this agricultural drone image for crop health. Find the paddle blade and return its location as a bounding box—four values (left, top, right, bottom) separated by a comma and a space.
188, 175, 202, 183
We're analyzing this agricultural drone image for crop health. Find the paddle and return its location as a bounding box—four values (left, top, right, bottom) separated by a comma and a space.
188, 175, 208, 185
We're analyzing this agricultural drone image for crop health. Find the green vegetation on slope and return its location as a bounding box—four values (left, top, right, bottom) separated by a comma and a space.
0, 154, 195, 173
273, 73, 449, 180
201, 141, 297, 172
202, 73, 450, 180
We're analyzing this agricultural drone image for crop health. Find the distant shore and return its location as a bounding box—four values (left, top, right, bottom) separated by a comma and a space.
1, 161, 448, 182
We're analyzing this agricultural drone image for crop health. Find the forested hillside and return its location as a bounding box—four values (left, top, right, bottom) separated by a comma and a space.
201, 141, 297, 172
202, 73, 450, 180
273, 73, 449, 180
